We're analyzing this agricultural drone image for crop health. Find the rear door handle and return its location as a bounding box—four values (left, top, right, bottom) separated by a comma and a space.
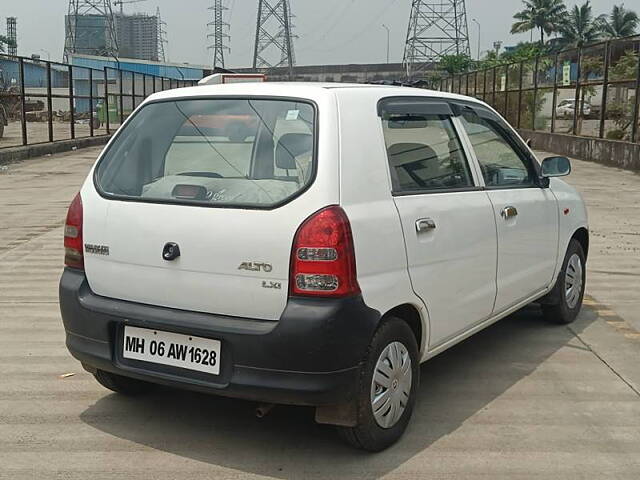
416, 218, 437, 232
501, 206, 518, 219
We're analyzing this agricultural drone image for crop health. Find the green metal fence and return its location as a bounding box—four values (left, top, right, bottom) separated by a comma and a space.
0, 54, 198, 149
439, 35, 640, 143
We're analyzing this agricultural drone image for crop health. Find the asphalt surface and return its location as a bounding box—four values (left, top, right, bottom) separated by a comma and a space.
1, 147, 639, 479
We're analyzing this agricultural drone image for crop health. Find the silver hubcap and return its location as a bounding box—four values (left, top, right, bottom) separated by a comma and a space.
370, 341, 412, 429
565, 253, 583, 309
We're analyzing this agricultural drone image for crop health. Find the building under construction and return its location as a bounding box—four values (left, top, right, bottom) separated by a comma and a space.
65, 9, 160, 62
116, 14, 159, 61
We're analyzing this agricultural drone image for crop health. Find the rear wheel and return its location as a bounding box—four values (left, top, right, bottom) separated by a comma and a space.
542, 239, 586, 325
338, 317, 419, 452
94, 370, 156, 395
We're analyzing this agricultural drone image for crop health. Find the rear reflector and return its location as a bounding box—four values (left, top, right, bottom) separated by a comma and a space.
290, 206, 360, 298
64, 193, 84, 270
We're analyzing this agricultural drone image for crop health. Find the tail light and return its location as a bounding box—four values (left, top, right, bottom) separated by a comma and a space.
64, 193, 84, 270
290, 206, 360, 297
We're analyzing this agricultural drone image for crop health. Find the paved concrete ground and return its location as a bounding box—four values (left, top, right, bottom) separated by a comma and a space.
0, 147, 639, 479
1, 120, 110, 149
541, 150, 640, 334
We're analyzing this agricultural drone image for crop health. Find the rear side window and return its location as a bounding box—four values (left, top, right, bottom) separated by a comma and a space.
380, 110, 473, 193
95, 98, 315, 208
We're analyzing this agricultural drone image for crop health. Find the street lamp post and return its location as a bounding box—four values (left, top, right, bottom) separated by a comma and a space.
472, 19, 481, 61
382, 24, 390, 64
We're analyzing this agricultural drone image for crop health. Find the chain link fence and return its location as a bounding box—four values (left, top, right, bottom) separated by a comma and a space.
0, 54, 198, 150
439, 35, 640, 144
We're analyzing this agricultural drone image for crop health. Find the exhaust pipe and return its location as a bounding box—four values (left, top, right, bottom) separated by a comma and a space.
255, 403, 275, 418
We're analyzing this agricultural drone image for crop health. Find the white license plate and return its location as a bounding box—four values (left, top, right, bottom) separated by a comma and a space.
122, 326, 221, 375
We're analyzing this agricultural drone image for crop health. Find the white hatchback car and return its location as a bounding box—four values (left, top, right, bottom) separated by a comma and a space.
60, 83, 588, 451
556, 99, 592, 118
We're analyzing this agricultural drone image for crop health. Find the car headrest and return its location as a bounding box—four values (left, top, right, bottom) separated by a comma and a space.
276, 133, 313, 170
387, 143, 438, 166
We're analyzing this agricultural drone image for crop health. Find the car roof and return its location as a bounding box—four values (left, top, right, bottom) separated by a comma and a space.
144, 81, 489, 108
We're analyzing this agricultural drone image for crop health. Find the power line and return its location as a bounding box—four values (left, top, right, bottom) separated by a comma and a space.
403, 0, 471, 77
253, 0, 296, 78
156, 7, 168, 63
208, 0, 230, 69
64, 1, 119, 62
298, 0, 398, 55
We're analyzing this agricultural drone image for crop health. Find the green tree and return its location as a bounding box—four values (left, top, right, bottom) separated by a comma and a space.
558, 1, 602, 48
502, 42, 549, 62
439, 54, 473, 75
600, 4, 639, 38
0, 34, 15, 53
511, 0, 567, 46
476, 42, 548, 70
609, 50, 639, 81
605, 50, 638, 139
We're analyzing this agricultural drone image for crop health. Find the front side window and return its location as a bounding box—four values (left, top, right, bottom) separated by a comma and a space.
95, 98, 315, 208
381, 112, 474, 193
459, 111, 536, 187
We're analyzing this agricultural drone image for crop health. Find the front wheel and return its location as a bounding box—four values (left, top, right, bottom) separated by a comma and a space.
338, 317, 420, 452
542, 239, 586, 325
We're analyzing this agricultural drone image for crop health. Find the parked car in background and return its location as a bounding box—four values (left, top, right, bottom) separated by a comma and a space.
556, 99, 592, 118
59, 83, 589, 451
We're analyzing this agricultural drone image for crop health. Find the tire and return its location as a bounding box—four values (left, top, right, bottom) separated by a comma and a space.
94, 370, 156, 395
338, 317, 420, 452
542, 239, 586, 325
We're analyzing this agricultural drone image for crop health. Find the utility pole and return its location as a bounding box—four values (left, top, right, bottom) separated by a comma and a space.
208, 0, 230, 69
403, 0, 471, 78
253, 0, 296, 79
64, 1, 119, 62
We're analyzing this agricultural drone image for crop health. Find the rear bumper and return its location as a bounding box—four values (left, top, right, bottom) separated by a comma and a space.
59, 269, 380, 406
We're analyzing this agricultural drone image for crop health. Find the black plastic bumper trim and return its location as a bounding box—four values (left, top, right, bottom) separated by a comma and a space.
59, 268, 381, 406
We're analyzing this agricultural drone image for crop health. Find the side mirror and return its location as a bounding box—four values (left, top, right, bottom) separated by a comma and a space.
541, 156, 571, 178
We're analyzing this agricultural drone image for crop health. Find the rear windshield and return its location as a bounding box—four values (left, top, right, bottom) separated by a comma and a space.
95, 98, 316, 208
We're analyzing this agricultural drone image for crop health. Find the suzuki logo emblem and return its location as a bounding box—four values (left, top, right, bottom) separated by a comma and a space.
162, 242, 181, 261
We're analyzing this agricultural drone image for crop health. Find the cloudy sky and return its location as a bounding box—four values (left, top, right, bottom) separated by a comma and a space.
5, 0, 623, 67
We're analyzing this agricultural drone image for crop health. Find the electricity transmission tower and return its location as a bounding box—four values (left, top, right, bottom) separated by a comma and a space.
208, 0, 230, 69
403, 0, 471, 78
6, 17, 17, 56
253, 0, 296, 78
156, 7, 168, 62
64, 0, 119, 61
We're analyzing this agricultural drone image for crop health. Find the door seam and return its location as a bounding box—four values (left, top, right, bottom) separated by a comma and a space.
484, 191, 500, 315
